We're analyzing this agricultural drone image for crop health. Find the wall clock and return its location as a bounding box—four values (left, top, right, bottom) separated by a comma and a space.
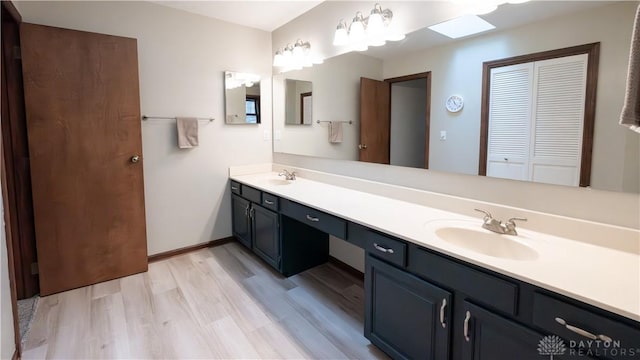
446, 95, 464, 113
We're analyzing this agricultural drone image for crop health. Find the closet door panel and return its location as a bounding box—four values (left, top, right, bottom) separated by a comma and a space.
530, 54, 588, 187
487, 63, 534, 181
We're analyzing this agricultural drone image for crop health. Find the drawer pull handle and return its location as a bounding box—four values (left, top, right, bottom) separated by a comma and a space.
373, 243, 395, 254
264, 200, 275, 205
464, 311, 471, 342
440, 299, 447, 328
555, 318, 613, 342
306, 215, 320, 222
231, 186, 239, 191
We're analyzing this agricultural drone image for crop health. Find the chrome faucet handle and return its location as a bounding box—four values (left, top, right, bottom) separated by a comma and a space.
504, 217, 527, 235
474, 208, 493, 222
507, 217, 527, 226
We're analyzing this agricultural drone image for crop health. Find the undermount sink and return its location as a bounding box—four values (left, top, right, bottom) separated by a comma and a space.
267, 178, 292, 186
434, 226, 539, 261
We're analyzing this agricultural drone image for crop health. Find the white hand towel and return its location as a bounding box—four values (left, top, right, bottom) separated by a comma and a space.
329, 122, 343, 143
620, 4, 640, 133
177, 117, 199, 148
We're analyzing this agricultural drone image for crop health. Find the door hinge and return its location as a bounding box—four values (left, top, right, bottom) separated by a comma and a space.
13, 46, 21, 60
30, 262, 39, 275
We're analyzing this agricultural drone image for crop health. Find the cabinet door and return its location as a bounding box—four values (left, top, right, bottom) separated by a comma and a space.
252, 204, 280, 270
231, 194, 251, 249
365, 254, 451, 360
462, 301, 566, 360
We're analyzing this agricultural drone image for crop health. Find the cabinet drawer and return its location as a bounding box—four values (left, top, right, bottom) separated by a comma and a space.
408, 245, 518, 315
280, 199, 346, 239
532, 292, 640, 355
230, 181, 241, 195
364, 230, 407, 268
241, 185, 261, 204
261, 193, 279, 212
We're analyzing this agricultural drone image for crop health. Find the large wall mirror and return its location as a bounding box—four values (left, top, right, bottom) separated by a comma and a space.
273, 1, 639, 194
225, 71, 261, 124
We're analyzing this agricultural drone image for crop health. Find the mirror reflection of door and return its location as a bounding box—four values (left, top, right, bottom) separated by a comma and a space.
285, 79, 313, 125
480, 44, 598, 187
301, 92, 312, 125
359, 72, 431, 168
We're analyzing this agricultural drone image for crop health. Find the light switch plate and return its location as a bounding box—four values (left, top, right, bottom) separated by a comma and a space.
440, 131, 447, 140
274, 130, 282, 141
263, 130, 271, 141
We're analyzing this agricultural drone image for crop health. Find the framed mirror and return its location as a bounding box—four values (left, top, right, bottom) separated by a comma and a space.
272, 1, 639, 193
224, 71, 261, 124
285, 79, 313, 125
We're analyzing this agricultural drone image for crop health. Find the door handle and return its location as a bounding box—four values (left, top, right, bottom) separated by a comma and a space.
306, 215, 320, 222
358, 144, 368, 150
463, 311, 471, 342
440, 299, 447, 328
130, 155, 140, 163
373, 243, 394, 254
555, 317, 613, 342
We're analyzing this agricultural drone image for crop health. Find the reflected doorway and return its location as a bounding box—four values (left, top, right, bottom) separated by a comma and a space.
359, 72, 431, 168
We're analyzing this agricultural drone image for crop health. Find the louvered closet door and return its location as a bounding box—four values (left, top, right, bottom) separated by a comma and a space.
487, 63, 534, 181
529, 54, 587, 187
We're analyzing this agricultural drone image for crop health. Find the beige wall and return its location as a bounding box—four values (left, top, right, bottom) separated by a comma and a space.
384, 1, 639, 193
1, 193, 15, 360
15, 1, 274, 255
273, 52, 382, 160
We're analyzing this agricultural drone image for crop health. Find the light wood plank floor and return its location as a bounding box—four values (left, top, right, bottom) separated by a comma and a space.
22, 242, 388, 359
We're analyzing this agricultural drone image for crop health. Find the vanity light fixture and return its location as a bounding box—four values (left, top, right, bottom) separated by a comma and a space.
225, 72, 261, 90
273, 39, 323, 73
332, 3, 405, 52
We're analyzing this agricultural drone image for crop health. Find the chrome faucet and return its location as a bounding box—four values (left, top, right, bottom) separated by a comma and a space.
278, 169, 296, 181
474, 209, 527, 236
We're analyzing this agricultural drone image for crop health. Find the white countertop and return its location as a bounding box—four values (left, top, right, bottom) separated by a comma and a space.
230, 171, 640, 323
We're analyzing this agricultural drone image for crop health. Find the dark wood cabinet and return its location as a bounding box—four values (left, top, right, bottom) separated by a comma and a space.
365, 254, 451, 360
461, 301, 545, 360
231, 194, 251, 249
230, 179, 640, 360
252, 204, 280, 269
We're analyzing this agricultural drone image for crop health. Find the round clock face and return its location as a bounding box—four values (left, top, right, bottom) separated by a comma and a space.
446, 95, 464, 113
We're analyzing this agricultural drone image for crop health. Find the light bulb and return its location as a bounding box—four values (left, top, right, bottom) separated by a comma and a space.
333, 20, 349, 46
348, 11, 367, 44
367, 4, 386, 46
273, 50, 284, 67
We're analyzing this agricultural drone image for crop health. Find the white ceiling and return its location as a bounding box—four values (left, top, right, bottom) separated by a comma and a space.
363, 1, 613, 60
151, 1, 324, 32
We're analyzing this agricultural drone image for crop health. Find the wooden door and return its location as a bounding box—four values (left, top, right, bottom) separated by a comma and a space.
359, 77, 390, 164
20, 23, 147, 295
1, 2, 39, 299
365, 255, 451, 360
231, 194, 251, 249
251, 205, 280, 271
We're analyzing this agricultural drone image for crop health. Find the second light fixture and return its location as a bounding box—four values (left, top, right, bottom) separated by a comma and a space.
333, 3, 405, 51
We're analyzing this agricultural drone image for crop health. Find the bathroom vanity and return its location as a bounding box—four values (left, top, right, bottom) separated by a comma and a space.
229, 169, 640, 360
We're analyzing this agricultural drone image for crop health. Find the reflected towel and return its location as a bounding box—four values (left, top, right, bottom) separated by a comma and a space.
620, 4, 640, 133
177, 117, 199, 148
328, 122, 343, 143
